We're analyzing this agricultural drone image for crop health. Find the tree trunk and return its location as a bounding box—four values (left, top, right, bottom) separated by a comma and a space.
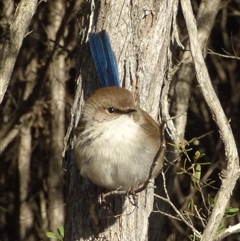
18, 124, 33, 240
46, 0, 66, 232
64, 0, 175, 240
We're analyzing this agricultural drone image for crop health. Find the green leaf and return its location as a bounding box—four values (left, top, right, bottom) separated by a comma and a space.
187, 198, 194, 213
216, 222, 225, 234
201, 180, 215, 188
196, 162, 210, 166
195, 164, 201, 181
46, 232, 58, 238
193, 151, 201, 161
57, 225, 64, 237
187, 137, 197, 145
188, 234, 201, 241
46, 232, 63, 240
224, 207, 239, 217
176, 170, 184, 175
193, 151, 205, 162
191, 164, 201, 190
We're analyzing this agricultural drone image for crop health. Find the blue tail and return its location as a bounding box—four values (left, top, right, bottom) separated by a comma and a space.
89, 30, 120, 87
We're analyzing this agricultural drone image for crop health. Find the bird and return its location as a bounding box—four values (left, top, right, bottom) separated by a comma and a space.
73, 86, 165, 191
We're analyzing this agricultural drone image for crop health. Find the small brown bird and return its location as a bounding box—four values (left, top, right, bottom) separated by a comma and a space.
74, 86, 165, 190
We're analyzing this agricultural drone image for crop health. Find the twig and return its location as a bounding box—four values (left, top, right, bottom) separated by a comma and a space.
154, 170, 202, 239
153, 206, 182, 222
207, 48, 240, 60
171, 0, 184, 49
0, 126, 20, 153
194, 205, 206, 228
160, 58, 180, 143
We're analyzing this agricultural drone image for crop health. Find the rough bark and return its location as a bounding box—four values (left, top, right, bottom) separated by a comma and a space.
0, 0, 38, 103
46, 0, 66, 232
1, 0, 239, 240
64, 0, 175, 240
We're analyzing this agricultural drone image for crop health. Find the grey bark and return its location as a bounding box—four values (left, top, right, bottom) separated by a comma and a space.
0, 0, 38, 103
46, 0, 66, 232
173, 0, 222, 137
64, 0, 175, 240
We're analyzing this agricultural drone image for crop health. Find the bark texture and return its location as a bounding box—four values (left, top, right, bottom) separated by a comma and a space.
0, 0, 38, 103
1, 0, 240, 240
64, 0, 175, 240
46, 0, 66, 231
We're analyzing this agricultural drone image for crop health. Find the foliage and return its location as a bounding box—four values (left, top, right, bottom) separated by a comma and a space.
167, 139, 239, 240
46, 225, 64, 241
0, 0, 240, 240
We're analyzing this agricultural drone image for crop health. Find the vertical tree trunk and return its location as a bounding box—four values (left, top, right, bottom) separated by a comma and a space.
46, 0, 66, 232
18, 125, 33, 240
65, 0, 175, 240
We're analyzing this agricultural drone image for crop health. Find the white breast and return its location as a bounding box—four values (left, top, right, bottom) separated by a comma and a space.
74, 115, 157, 190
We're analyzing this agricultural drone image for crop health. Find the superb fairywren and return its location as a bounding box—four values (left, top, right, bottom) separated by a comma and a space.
73, 86, 165, 190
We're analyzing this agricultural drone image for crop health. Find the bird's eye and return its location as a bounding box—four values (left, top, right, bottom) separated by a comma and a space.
107, 107, 115, 113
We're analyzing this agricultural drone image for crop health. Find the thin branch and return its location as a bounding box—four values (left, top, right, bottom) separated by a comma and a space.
213, 223, 240, 241
180, 0, 240, 241
0, 126, 20, 153
207, 48, 240, 60
0, 0, 38, 103
154, 171, 202, 239
153, 206, 182, 222
172, 0, 184, 49
194, 205, 206, 228
173, 0, 222, 138
160, 56, 179, 143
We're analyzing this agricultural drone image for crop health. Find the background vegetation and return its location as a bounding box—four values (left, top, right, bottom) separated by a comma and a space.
0, 0, 239, 240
